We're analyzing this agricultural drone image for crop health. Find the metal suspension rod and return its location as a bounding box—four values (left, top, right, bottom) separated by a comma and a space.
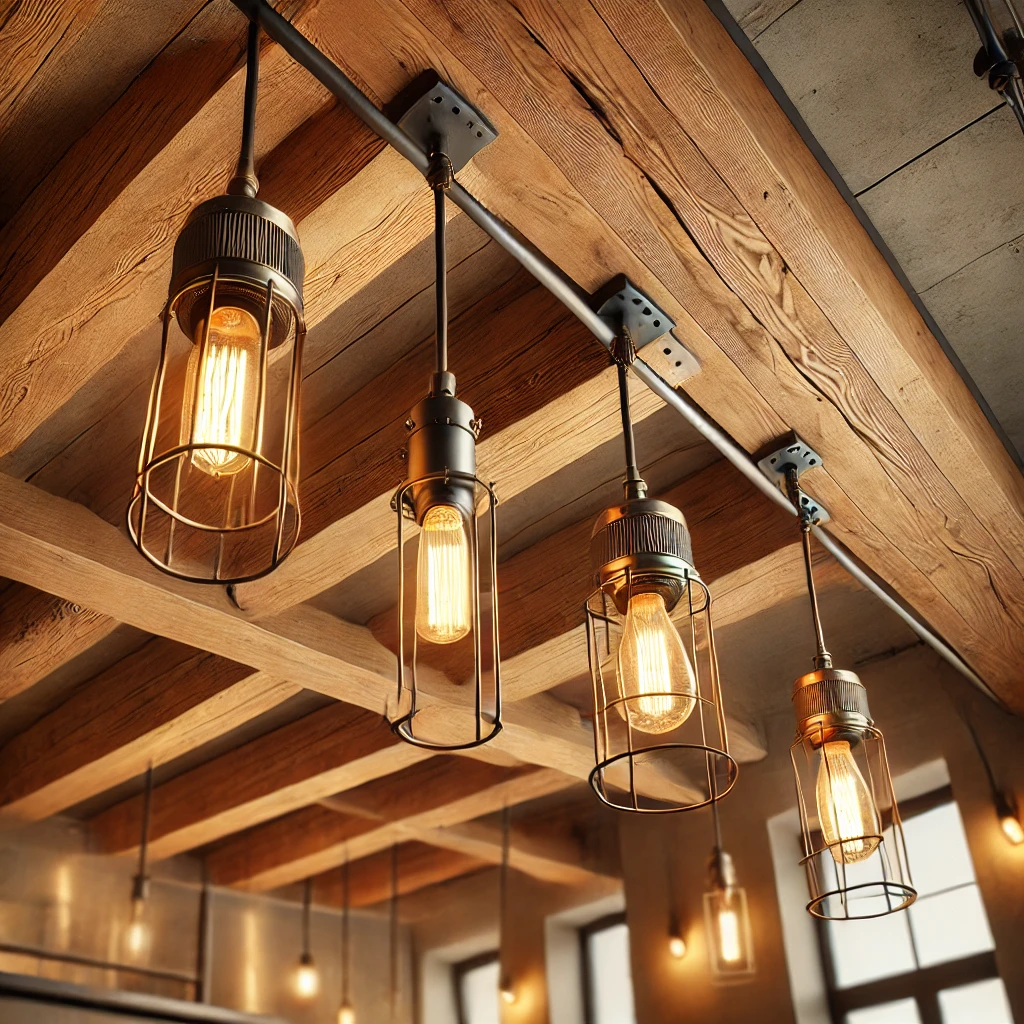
433, 177, 448, 376
225, 0, 995, 702
135, 764, 153, 886
229, 19, 261, 197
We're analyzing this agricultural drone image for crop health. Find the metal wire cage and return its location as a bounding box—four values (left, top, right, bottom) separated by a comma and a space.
791, 692, 916, 920
391, 469, 501, 750
584, 561, 737, 813
703, 876, 755, 982
127, 195, 305, 584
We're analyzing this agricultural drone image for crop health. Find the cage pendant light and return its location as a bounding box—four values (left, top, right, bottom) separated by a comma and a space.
390, 147, 500, 751
703, 796, 754, 981
338, 854, 355, 1024
125, 764, 154, 959
128, 20, 306, 584
584, 331, 736, 812
779, 456, 916, 919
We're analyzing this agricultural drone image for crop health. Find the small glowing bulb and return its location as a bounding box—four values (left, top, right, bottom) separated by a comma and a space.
815, 740, 882, 863
1001, 812, 1024, 845
125, 897, 150, 958
415, 504, 472, 644
337, 1003, 356, 1024
668, 934, 687, 959
615, 591, 696, 734
181, 305, 261, 476
716, 906, 741, 963
295, 954, 319, 999
500, 985, 516, 1005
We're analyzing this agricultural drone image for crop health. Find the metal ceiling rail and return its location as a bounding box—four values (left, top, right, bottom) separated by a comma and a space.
226, 0, 995, 702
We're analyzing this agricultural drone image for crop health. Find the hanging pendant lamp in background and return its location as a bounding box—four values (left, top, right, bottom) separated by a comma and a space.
498, 807, 515, 1006
294, 878, 319, 999
703, 797, 754, 982
389, 139, 501, 751
338, 854, 356, 1024
584, 284, 736, 813
389, 845, 400, 1021
763, 439, 916, 920
128, 20, 306, 584
124, 764, 154, 960
962, 715, 1024, 845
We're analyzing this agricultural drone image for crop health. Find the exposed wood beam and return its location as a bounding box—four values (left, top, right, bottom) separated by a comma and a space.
319, 0, 1024, 704
0, 583, 118, 704
0, 474, 647, 787
0, 637, 297, 821
91, 702, 428, 859
313, 842, 488, 909
206, 761, 573, 890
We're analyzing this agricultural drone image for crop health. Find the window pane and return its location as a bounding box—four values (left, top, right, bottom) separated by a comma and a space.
587, 923, 636, 1024
902, 803, 976, 896
460, 959, 500, 1024
846, 998, 922, 1024
909, 884, 994, 967
939, 977, 1014, 1023
827, 911, 916, 988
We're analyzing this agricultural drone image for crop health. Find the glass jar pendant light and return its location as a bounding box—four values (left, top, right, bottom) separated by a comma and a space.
703, 796, 754, 981
338, 855, 355, 1024
128, 20, 305, 584
778, 450, 916, 919
584, 327, 736, 812
390, 146, 500, 750
124, 764, 154, 960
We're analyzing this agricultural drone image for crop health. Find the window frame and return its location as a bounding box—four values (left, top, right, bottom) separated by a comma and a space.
452, 949, 500, 1024
816, 785, 1004, 1024
579, 912, 631, 1024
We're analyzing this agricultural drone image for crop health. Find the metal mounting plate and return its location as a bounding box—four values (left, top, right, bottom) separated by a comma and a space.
757, 432, 829, 523
397, 81, 498, 173
590, 274, 676, 350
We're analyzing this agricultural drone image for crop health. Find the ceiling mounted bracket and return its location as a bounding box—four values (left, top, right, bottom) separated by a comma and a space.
757, 431, 830, 524
397, 78, 498, 174
589, 274, 675, 350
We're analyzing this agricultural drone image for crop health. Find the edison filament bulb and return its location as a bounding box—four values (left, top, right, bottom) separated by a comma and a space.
295, 955, 319, 999
715, 898, 742, 963
338, 1004, 356, 1024
816, 739, 882, 863
615, 591, 697, 734
415, 503, 472, 644
180, 305, 261, 476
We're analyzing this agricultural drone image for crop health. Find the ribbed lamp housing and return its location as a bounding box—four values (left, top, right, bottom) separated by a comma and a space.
792, 667, 872, 743
170, 194, 304, 346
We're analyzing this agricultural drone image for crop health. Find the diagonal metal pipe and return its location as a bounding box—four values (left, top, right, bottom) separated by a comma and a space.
226, 0, 995, 701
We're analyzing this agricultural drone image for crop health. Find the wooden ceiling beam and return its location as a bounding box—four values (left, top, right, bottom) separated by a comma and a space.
0, 638, 297, 821
315, 0, 1024, 706
313, 841, 488, 910
206, 762, 573, 890
90, 702, 428, 859
0, 583, 118, 705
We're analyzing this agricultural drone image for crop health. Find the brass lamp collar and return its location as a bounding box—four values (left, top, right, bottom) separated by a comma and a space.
707, 846, 737, 894
792, 666, 873, 747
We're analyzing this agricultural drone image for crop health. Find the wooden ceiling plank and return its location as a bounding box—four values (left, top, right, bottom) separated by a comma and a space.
315, 0, 1024, 699
207, 763, 573, 890
0, 583, 118, 704
0, 637, 297, 821
90, 702, 429, 859
313, 841, 488, 909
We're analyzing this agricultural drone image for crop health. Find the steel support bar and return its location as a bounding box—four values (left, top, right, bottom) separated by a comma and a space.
227, 0, 994, 700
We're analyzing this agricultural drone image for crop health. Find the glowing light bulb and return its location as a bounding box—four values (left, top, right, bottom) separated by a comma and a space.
1000, 812, 1024, 845
338, 1003, 356, 1024
295, 954, 319, 999
181, 305, 261, 476
615, 591, 696, 734
125, 897, 150, 958
815, 740, 881, 863
668, 934, 687, 959
716, 905, 741, 963
500, 983, 516, 1005
415, 504, 472, 644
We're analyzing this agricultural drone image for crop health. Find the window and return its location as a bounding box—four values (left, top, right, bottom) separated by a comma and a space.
819, 787, 1013, 1024
580, 913, 637, 1024
454, 952, 500, 1024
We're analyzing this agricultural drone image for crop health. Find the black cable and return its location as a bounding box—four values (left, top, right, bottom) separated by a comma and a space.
230, 20, 260, 196
434, 183, 448, 376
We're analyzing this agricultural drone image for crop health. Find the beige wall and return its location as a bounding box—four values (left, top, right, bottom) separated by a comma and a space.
619, 645, 1024, 1023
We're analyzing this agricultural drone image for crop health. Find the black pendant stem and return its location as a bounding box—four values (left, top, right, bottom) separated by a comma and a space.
427, 148, 453, 391
340, 854, 351, 1005
785, 466, 832, 670
302, 878, 313, 958
389, 844, 399, 1016
230, 20, 261, 197
132, 764, 154, 901
499, 806, 511, 937
612, 330, 646, 500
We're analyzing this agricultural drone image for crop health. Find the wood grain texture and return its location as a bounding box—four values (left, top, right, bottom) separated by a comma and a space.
90, 702, 427, 859
313, 841, 488, 909
0, 637, 297, 820
314, 0, 1024, 701
0, 582, 117, 703
207, 762, 572, 889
